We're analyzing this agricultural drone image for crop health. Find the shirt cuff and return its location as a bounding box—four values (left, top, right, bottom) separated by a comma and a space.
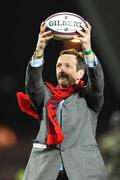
84, 54, 98, 68
30, 56, 44, 67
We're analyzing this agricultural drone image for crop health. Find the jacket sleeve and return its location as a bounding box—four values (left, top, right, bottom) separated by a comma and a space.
25, 60, 46, 111
85, 55, 104, 113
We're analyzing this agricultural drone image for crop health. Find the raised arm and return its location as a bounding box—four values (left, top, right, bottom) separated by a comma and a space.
74, 21, 104, 112
85, 55, 104, 113
25, 22, 53, 110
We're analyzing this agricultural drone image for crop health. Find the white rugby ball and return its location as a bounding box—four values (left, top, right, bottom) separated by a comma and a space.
45, 12, 86, 40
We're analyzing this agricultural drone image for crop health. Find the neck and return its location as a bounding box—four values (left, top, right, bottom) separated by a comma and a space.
59, 81, 79, 88
59, 84, 70, 88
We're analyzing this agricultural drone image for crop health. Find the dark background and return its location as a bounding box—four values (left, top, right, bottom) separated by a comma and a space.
0, 0, 120, 140
0, 0, 120, 179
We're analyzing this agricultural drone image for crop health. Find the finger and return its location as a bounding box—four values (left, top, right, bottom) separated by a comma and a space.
38, 30, 51, 38
80, 23, 88, 32
41, 35, 53, 42
72, 36, 82, 44
85, 21, 92, 29
75, 28, 86, 37
41, 30, 52, 36
73, 36, 84, 42
40, 21, 45, 31
45, 35, 53, 41
40, 23, 47, 34
40, 21, 45, 28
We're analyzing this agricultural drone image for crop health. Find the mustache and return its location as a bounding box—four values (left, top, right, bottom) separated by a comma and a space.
58, 72, 69, 79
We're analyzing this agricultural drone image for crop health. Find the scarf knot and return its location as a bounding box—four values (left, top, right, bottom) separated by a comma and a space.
44, 80, 84, 145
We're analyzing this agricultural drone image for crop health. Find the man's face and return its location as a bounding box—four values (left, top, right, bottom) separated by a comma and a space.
56, 54, 84, 88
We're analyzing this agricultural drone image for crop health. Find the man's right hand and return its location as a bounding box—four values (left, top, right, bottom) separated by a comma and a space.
34, 22, 53, 58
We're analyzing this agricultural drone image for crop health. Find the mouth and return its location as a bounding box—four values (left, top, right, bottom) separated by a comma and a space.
59, 77, 68, 81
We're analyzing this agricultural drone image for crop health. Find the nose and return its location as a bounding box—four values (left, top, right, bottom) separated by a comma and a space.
60, 65, 66, 72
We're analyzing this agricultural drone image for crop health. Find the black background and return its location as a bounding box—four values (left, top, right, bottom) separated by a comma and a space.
0, 0, 120, 140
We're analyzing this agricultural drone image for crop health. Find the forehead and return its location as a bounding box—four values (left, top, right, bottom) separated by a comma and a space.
57, 54, 77, 64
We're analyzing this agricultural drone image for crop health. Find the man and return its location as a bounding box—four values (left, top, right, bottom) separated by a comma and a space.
19, 21, 108, 180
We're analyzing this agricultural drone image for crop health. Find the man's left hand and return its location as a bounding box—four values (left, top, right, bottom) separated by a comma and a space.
73, 21, 92, 51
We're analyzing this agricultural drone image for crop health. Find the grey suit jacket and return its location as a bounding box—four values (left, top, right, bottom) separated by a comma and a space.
23, 56, 108, 180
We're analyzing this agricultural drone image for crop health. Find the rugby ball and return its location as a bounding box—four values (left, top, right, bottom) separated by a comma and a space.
45, 12, 86, 40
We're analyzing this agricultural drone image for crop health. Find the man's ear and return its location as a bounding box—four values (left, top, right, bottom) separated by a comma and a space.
77, 69, 85, 80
